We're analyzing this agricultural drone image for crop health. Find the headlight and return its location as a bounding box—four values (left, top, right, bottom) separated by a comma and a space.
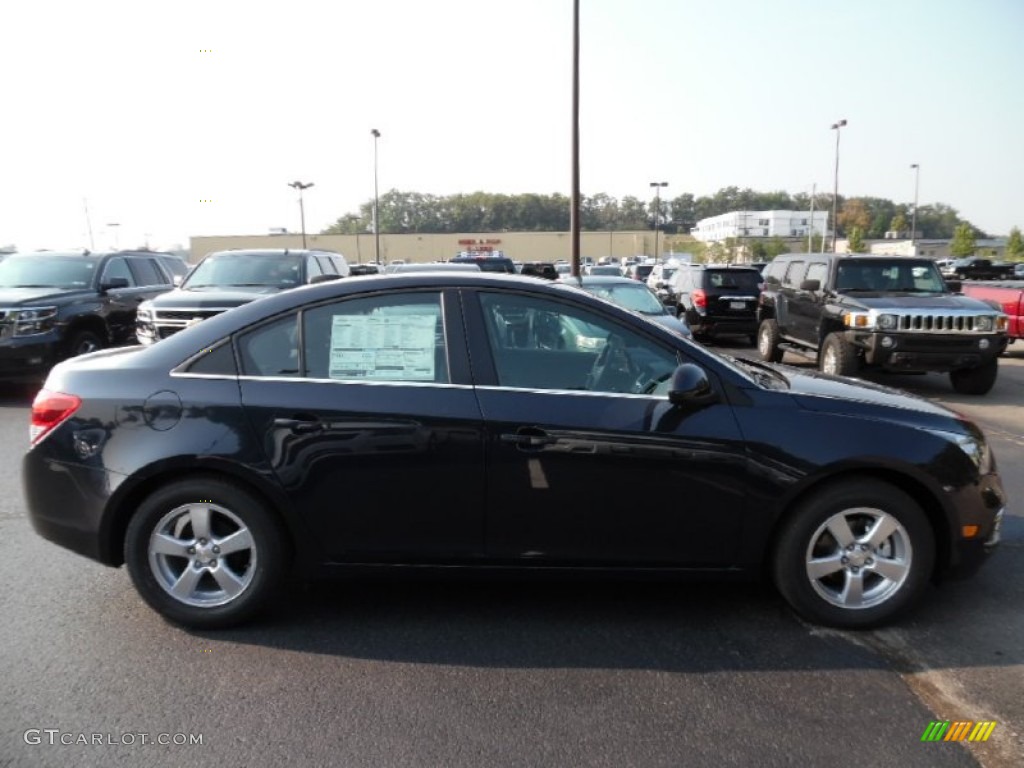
975, 316, 994, 332
931, 428, 993, 474
12, 306, 58, 336
137, 307, 153, 322
842, 311, 873, 329
877, 313, 898, 330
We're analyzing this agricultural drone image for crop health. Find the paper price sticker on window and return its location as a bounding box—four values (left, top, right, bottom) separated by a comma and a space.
329, 314, 438, 381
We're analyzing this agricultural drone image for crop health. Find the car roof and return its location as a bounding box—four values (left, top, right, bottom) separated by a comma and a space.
138, 272, 672, 368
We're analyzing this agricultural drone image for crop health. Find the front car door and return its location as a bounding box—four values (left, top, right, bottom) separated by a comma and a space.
464, 288, 748, 567
237, 288, 486, 561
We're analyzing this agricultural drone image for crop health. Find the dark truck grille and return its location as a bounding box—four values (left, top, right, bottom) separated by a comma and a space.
894, 313, 988, 332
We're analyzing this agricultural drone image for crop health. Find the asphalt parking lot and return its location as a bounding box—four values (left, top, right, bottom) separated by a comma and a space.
1, 346, 1021, 767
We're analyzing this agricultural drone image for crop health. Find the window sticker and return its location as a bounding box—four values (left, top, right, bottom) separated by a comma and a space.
328, 314, 438, 380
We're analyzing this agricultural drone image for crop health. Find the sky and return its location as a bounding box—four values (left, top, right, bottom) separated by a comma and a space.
2, 0, 1022, 252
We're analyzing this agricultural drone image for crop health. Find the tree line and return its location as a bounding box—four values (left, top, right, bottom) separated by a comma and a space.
321, 186, 993, 240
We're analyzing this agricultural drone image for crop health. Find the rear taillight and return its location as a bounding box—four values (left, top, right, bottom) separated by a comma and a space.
30, 389, 82, 445
692, 289, 707, 309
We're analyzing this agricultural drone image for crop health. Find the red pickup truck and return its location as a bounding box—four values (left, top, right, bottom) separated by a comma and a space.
960, 281, 1024, 344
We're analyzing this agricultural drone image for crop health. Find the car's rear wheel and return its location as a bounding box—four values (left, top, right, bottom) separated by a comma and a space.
949, 359, 998, 395
772, 479, 934, 628
125, 477, 288, 628
820, 332, 859, 377
757, 320, 783, 362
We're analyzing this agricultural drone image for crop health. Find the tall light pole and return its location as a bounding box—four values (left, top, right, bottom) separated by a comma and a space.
570, 0, 581, 278
910, 163, 920, 247
650, 181, 668, 261
830, 119, 847, 253
288, 181, 314, 248
107, 222, 120, 250
371, 129, 381, 265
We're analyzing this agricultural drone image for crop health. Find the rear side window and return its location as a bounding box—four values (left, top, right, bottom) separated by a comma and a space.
302, 292, 448, 383
238, 314, 300, 377
783, 261, 807, 287
129, 257, 167, 286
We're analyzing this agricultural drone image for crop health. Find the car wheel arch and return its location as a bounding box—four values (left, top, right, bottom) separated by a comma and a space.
763, 468, 953, 581
101, 462, 301, 568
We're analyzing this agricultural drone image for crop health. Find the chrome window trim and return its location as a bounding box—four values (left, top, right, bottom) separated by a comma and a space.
474, 384, 663, 400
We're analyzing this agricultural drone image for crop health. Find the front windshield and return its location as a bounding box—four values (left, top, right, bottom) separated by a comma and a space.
583, 282, 665, 314
835, 260, 946, 293
0, 256, 97, 288
184, 253, 303, 289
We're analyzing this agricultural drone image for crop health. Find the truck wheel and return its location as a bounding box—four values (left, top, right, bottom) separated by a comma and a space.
949, 359, 998, 395
820, 333, 859, 377
66, 330, 105, 358
757, 320, 783, 362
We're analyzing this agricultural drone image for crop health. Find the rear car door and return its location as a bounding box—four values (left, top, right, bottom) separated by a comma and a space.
237, 288, 486, 561
465, 288, 747, 566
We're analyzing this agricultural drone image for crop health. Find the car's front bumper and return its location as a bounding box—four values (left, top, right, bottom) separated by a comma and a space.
0, 331, 62, 380
845, 331, 1005, 372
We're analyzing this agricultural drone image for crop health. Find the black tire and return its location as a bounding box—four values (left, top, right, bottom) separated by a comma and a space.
66, 329, 105, 359
125, 477, 288, 629
757, 320, 783, 362
819, 332, 860, 377
949, 359, 998, 395
772, 479, 935, 628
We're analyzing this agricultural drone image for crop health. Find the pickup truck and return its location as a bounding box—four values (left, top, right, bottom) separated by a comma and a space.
757, 254, 1009, 394
946, 257, 1015, 281
959, 281, 1024, 346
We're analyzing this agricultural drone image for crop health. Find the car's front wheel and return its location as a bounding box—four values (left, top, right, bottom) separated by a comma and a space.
772, 479, 935, 628
819, 332, 859, 377
125, 477, 288, 628
949, 359, 998, 395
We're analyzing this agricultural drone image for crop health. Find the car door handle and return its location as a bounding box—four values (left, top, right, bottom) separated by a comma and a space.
500, 428, 555, 450
273, 417, 324, 435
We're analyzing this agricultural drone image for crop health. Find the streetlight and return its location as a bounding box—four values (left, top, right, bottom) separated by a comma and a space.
830, 119, 847, 253
106, 222, 120, 250
910, 163, 920, 246
650, 181, 668, 261
371, 129, 381, 265
288, 181, 314, 248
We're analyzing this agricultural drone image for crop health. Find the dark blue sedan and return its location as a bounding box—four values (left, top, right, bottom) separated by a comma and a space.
23, 273, 1005, 629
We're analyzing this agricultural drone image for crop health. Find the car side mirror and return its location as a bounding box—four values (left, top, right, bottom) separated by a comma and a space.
309, 273, 341, 284
800, 279, 820, 292
100, 277, 130, 292
944, 279, 962, 293
667, 363, 717, 406
172, 275, 184, 286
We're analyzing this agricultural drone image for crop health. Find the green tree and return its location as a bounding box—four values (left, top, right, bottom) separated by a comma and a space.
889, 213, 908, 237
950, 223, 977, 257
848, 227, 868, 253
1005, 226, 1023, 261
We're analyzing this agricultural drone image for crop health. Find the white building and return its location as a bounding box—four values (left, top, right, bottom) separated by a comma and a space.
690, 210, 829, 243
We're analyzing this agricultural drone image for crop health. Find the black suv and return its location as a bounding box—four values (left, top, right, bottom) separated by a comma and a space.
449, 255, 516, 273
757, 254, 1008, 394
0, 250, 175, 380
137, 249, 348, 344
666, 265, 762, 343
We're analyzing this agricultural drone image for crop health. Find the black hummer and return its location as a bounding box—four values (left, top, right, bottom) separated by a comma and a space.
757, 254, 1008, 394
0, 250, 175, 380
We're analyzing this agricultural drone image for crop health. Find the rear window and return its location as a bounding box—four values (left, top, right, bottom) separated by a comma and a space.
704, 270, 761, 291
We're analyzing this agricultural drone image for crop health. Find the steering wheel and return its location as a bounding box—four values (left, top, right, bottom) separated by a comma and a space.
586, 335, 641, 392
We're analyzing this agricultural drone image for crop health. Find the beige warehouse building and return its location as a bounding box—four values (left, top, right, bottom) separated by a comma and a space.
189, 231, 698, 265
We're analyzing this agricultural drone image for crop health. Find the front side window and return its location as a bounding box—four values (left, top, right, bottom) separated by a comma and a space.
783, 261, 807, 288
479, 292, 677, 395
102, 258, 136, 287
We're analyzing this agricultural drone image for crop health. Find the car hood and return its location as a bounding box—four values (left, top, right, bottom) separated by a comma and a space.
839, 294, 995, 312
0, 287, 92, 305
149, 286, 282, 309
771, 364, 965, 430
644, 312, 692, 338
